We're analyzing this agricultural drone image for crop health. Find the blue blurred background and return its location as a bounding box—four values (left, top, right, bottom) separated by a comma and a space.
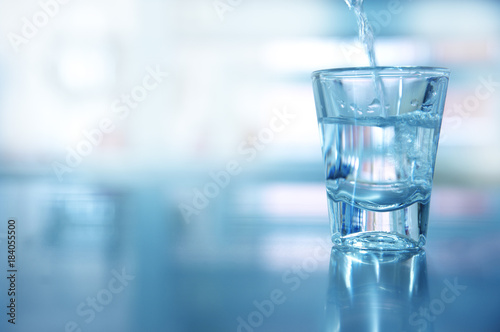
0, 0, 499, 331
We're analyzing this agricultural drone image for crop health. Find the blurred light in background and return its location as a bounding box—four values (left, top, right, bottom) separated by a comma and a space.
0, 0, 498, 221
0, 0, 498, 184
1, 1, 500, 331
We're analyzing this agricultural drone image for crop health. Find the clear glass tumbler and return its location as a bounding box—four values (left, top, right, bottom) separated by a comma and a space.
312, 67, 449, 250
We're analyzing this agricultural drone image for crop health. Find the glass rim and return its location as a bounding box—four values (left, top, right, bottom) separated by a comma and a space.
312, 66, 450, 79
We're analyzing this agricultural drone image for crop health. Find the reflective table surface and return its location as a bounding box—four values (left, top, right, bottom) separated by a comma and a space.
0, 180, 499, 332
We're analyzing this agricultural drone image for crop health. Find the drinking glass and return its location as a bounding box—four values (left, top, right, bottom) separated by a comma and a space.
312, 67, 449, 250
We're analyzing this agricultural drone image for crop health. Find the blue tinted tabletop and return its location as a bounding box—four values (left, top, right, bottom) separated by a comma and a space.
0, 181, 499, 332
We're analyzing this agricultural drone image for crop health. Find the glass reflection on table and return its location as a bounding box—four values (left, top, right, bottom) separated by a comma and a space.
326, 248, 431, 332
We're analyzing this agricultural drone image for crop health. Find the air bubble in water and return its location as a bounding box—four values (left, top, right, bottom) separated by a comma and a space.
349, 103, 356, 111
367, 98, 381, 113
430, 81, 438, 97
411, 99, 419, 107
368, 98, 381, 109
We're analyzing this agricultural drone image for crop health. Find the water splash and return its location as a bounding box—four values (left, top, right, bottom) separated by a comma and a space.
344, 0, 377, 67
344, 0, 387, 116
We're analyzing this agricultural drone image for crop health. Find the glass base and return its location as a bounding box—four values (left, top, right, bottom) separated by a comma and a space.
332, 231, 425, 250
329, 200, 430, 250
